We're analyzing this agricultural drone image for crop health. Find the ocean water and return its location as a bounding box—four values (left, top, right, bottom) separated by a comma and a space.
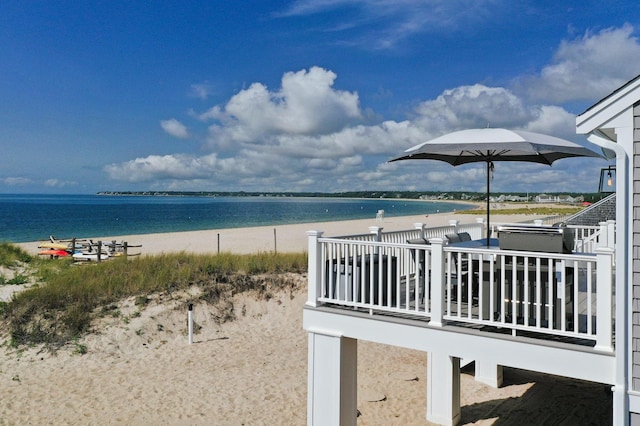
0, 194, 469, 243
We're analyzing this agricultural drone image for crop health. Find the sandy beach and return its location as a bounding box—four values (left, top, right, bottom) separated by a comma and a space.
3, 207, 613, 425
18, 203, 562, 256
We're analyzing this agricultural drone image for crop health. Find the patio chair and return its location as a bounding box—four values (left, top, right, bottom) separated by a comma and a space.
445, 233, 462, 244
446, 235, 479, 304
458, 232, 472, 241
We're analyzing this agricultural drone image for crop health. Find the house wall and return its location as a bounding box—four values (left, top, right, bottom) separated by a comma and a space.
633, 102, 640, 392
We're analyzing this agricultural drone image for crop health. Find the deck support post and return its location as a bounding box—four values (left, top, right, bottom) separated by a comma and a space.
474, 360, 503, 388
427, 352, 461, 426
307, 330, 357, 426
306, 231, 324, 308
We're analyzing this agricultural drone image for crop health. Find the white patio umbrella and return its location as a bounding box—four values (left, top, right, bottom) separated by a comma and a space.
389, 128, 606, 242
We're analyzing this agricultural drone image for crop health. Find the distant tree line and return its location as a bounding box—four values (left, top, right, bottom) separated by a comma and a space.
97, 190, 609, 203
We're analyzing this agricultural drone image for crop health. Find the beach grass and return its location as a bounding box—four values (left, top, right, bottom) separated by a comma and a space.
0, 242, 33, 267
2, 249, 307, 349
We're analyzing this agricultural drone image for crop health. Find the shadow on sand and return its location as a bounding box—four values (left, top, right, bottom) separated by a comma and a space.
460, 365, 613, 425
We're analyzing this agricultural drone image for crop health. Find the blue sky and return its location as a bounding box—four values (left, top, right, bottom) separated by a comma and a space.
2, 1, 639, 194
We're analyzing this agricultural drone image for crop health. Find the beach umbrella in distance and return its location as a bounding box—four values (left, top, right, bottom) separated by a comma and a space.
389, 128, 607, 243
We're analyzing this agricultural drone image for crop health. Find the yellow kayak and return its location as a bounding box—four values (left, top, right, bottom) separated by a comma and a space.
38, 242, 70, 250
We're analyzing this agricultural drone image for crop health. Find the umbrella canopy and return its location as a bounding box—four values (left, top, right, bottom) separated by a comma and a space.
389, 128, 605, 242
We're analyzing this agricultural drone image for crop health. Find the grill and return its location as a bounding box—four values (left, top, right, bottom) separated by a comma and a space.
497, 224, 574, 253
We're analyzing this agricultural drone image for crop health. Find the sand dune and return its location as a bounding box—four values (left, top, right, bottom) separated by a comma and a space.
0, 285, 612, 425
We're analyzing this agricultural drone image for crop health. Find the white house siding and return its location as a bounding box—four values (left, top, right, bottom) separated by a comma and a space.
633, 102, 640, 393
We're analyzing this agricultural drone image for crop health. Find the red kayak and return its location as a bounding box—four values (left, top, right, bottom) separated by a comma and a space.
38, 249, 70, 257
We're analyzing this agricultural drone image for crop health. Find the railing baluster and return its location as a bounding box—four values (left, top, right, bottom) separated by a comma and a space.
465, 252, 472, 319
523, 256, 530, 327
500, 255, 506, 324
384, 247, 390, 307
489, 255, 495, 323
477, 258, 484, 320
548, 260, 554, 331
403, 247, 410, 310
535, 257, 541, 328
330, 243, 338, 301
425, 249, 431, 314
586, 263, 598, 335
511, 255, 517, 328
558, 260, 566, 332
573, 259, 579, 333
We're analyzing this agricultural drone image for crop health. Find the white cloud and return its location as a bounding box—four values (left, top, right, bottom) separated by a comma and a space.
108, 79, 586, 190
523, 106, 576, 139
2, 177, 32, 186
104, 154, 218, 183
413, 84, 536, 132
189, 82, 214, 100
276, 0, 495, 50
160, 118, 190, 139
517, 24, 640, 103
110, 34, 627, 194
44, 179, 76, 188
203, 66, 362, 149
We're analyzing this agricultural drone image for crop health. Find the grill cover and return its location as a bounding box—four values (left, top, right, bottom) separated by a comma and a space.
497, 224, 574, 253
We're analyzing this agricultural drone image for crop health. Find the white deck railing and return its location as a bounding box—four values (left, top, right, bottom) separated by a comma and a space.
306, 221, 615, 350
340, 220, 486, 245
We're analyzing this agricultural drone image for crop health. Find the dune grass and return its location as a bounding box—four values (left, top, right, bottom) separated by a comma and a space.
0, 242, 33, 267
2, 249, 308, 349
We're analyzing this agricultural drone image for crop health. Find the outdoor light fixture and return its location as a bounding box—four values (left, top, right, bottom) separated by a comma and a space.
598, 165, 616, 193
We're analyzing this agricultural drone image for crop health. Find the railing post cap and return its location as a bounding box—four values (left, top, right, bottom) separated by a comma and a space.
306, 230, 324, 237
368, 226, 382, 233
428, 237, 445, 245
413, 222, 424, 229
594, 246, 615, 254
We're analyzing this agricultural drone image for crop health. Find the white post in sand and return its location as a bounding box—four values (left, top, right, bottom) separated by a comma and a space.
427, 352, 461, 425
188, 303, 194, 345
